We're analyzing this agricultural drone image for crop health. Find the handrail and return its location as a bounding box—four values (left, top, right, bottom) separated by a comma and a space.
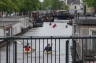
0, 35, 96, 39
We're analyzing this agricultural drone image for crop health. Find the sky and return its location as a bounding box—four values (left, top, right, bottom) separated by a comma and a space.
39, 0, 44, 2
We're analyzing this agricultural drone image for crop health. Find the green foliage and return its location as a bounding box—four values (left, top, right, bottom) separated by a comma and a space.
84, 0, 96, 8
0, 0, 19, 11
43, 0, 52, 9
0, 0, 41, 12
0, 0, 69, 12
43, 0, 69, 10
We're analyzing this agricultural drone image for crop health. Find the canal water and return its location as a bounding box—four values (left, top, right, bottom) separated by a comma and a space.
0, 20, 72, 63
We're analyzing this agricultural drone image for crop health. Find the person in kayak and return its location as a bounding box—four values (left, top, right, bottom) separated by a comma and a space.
65, 25, 68, 28
24, 43, 31, 52
52, 24, 56, 28
44, 44, 52, 52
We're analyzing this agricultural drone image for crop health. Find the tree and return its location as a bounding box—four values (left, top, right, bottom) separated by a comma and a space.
43, 0, 52, 10
43, 0, 68, 10
84, 0, 96, 13
0, 0, 41, 12
84, 0, 96, 7
0, 0, 19, 12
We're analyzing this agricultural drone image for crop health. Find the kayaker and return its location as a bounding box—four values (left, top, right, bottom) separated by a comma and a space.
53, 24, 56, 28
24, 43, 31, 52
44, 44, 52, 52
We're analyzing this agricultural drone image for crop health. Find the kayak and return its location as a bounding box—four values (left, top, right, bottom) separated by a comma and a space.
24, 48, 35, 53
44, 51, 52, 54
52, 24, 56, 28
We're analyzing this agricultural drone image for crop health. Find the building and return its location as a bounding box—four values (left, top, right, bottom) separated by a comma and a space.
68, 16, 96, 62
0, 16, 33, 36
67, 0, 84, 14
60, 0, 84, 14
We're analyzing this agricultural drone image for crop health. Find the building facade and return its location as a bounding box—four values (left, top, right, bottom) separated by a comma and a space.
68, 16, 96, 62
0, 16, 32, 36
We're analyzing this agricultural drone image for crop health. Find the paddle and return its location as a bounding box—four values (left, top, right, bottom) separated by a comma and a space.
16, 40, 23, 44
36, 50, 56, 53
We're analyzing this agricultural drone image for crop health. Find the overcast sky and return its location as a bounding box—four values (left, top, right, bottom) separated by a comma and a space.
39, 0, 44, 2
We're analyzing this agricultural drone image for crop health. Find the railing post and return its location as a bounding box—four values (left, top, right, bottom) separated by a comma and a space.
66, 40, 69, 63
72, 40, 76, 63
14, 41, 17, 63
6, 40, 9, 63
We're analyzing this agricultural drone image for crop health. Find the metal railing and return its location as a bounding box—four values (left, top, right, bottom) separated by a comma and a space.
0, 36, 96, 63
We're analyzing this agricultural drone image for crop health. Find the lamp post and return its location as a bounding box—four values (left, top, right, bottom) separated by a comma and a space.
83, 0, 86, 16
71, 5, 77, 63
83, 4, 86, 16
72, 5, 77, 36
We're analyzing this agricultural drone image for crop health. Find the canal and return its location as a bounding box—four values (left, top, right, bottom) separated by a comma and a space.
0, 20, 72, 63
